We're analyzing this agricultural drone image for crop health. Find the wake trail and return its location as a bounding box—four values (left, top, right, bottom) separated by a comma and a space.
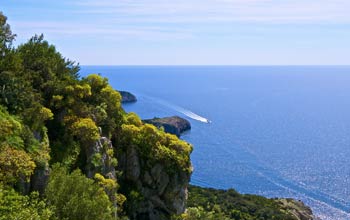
219, 144, 350, 217
141, 95, 210, 123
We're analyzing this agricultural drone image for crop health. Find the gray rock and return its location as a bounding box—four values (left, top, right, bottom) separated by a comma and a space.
126, 146, 140, 181
85, 134, 117, 181
143, 171, 153, 186
151, 164, 169, 195
276, 198, 315, 220
119, 91, 137, 103
118, 148, 191, 219
143, 116, 191, 137
30, 166, 50, 194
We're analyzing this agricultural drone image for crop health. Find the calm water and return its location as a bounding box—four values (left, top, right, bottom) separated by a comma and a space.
80, 66, 350, 220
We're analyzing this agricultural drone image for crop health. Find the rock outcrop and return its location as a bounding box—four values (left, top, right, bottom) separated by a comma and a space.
29, 130, 51, 194
118, 145, 191, 220
30, 166, 50, 194
276, 198, 315, 220
119, 91, 137, 103
143, 116, 191, 137
86, 135, 117, 180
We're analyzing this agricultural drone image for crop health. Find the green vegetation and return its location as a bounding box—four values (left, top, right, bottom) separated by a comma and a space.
0, 11, 126, 219
0, 184, 53, 220
0, 11, 311, 220
45, 165, 114, 220
0, 11, 191, 219
121, 121, 192, 174
178, 185, 298, 220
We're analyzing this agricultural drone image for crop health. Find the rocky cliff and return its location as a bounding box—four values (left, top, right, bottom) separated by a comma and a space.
85, 134, 117, 181
119, 91, 137, 103
276, 198, 315, 220
114, 113, 193, 220
143, 116, 191, 137
187, 185, 315, 220
118, 145, 191, 220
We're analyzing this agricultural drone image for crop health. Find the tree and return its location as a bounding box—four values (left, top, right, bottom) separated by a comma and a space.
0, 12, 16, 55
16, 34, 80, 105
83, 74, 123, 137
0, 12, 19, 74
69, 117, 100, 144
45, 165, 114, 220
0, 184, 53, 220
0, 106, 37, 186
0, 105, 23, 149
0, 146, 36, 186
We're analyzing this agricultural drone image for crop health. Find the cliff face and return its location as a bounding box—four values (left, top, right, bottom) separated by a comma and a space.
118, 145, 191, 220
276, 198, 315, 220
85, 135, 117, 181
119, 91, 137, 103
143, 116, 191, 137
187, 185, 315, 220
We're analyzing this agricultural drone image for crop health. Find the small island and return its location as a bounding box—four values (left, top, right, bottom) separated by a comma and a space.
119, 90, 137, 103
143, 116, 191, 136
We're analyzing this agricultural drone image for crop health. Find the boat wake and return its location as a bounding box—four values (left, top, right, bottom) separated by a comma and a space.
171, 105, 211, 123
215, 145, 350, 220
142, 95, 211, 123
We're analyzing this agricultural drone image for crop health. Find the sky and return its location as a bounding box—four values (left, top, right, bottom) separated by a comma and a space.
2, 0, 350, 65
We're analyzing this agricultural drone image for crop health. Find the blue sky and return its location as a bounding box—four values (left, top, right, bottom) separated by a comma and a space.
2, 0, 350, 65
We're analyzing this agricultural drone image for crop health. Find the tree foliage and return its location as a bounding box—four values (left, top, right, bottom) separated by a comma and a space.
0, 184, 53, 220
0, 106, 42, 186
0, 12, 16, 55
0, 105, 23, 148
45, 165, 114, 220
121, 117, 193, 174
185, 185, 298, 220
69, 117, 100, 143
0, 146, 36, 185
0, 12, 302, 220
173, 206, 230, 220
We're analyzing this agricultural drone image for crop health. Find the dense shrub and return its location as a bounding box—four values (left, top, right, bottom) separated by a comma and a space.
45, 165, 114, 220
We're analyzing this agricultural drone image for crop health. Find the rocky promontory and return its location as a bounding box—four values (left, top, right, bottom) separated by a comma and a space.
276, 198, 315, 220
187, 185, 315, 220
143, 116, 191, 137
119, 91, 137, 103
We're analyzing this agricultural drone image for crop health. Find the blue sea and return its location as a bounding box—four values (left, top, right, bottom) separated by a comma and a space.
80, 66, 350, 220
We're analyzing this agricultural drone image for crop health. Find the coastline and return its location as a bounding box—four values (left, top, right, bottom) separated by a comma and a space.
120, 91, 315, 220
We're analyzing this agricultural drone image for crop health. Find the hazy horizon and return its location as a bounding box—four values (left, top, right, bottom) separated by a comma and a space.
81, 64, 350, 67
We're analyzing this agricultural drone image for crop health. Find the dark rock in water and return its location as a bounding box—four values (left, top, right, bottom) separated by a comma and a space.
119, 91, 137, 103
143, 116, 191, 137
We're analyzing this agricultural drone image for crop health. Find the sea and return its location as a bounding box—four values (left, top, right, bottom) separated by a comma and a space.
80, 66, 350, 220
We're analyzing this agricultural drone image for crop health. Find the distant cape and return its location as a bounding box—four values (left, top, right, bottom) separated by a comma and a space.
118, 90, 137, 103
